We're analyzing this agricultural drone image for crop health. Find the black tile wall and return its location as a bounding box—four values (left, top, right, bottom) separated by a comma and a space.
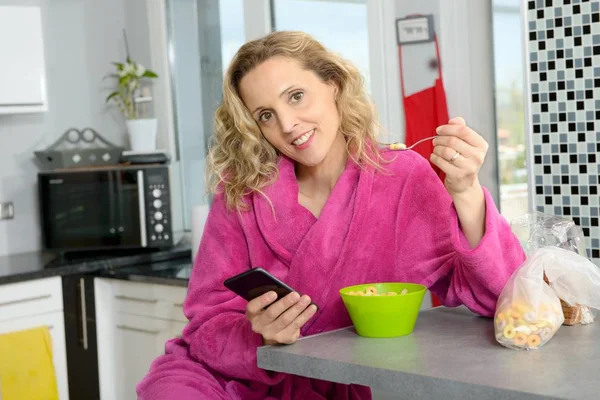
527, 0, 600, 263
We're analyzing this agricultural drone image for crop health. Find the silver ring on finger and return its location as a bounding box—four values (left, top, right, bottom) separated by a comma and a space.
449, 151, 461, 162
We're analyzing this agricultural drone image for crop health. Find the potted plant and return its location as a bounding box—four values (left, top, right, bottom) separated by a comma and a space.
105, 31, 159, 152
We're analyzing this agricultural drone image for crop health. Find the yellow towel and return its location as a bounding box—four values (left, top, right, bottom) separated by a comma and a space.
0, 326, 59, 400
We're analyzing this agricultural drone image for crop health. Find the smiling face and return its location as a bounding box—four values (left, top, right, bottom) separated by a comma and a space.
238, 56, 342, 167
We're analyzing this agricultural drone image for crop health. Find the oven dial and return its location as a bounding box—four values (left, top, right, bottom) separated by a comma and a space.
154, 211, 163, 220
153, 199, 162, 209
155, 224, 164, 233
152, 188, 162, 198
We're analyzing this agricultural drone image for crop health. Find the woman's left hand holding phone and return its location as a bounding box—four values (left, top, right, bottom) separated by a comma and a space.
245, 291, 318, 345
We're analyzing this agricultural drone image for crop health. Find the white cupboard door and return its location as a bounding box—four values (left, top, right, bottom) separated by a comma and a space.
0, 5, 48, 110
0, 312, 69, 400
96, 302, 186, 400
112, 314, 186, 400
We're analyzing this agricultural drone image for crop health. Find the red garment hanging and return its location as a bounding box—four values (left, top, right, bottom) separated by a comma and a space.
398, 34, 449, 183
398, 34, 449, 308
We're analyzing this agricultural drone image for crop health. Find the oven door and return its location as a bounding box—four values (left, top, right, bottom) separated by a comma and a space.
39, 171, 121, 250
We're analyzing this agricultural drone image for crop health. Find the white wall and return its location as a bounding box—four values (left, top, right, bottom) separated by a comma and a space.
0, 0, 151, 255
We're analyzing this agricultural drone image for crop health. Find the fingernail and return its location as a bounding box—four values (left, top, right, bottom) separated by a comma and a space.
291, 292, 300, 301
436, 126, 441, 134
300, 296, 310, 306
267, 292, 276, 300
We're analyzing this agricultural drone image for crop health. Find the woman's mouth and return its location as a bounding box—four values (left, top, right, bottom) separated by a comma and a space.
292, 129, 315, 146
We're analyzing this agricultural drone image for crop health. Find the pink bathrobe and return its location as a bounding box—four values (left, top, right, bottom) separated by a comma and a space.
137, 149, 525, 399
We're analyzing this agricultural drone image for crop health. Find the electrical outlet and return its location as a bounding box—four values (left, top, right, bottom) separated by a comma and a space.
0, 202, 14, 220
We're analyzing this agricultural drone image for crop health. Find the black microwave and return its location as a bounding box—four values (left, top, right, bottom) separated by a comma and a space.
38, 165, 173, 252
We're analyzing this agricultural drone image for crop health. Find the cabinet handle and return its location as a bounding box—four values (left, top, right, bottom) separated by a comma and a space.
115, 295, 158, 304
0, 294, 52, 307
79, 278, 88, 350
116, 324, 160, 335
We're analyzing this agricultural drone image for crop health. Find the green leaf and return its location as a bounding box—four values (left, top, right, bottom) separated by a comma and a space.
112, 62, 124, 70
142, 70, 158, 78
119, 75, 130, 86
102, 73, 120, 81
106, 91, 119, 102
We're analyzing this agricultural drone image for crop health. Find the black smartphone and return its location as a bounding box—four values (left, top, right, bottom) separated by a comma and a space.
223, 267, 318, 309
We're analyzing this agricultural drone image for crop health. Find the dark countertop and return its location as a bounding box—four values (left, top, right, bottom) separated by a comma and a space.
97, 258, 192, 287
0, 244, 193, 286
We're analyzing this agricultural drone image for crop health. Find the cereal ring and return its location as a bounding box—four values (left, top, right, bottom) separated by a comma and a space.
347, 291, 355, 295
513, 332, 528, 347
495, 319, 507, 330
386, 292, 397, 296
527, 334, 541, 348
355, 291, 364, 296
365, 286, 378, 295
540, 327, 552, 341
503, 325, 516, 339
400, 289, 409, 295
528, 324, 539, 333
514, 304, 530, 313
524, 311, 536, 322
496, 312, 507, 321
510, 310, 522, 320
389, 142, 407, 150
515, 325, 532, 335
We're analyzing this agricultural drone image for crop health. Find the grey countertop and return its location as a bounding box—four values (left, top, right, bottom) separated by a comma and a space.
0, 245, 192, 286
258, 306, 599, 400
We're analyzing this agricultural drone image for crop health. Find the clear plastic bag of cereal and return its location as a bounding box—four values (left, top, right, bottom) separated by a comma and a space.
495, 246, 600, 350
510, 212, 595, 325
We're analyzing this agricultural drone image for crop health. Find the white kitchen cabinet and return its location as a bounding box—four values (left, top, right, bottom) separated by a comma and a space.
95, 278, 187, 400
0, 5, 48, 114
0, 277, 69, 400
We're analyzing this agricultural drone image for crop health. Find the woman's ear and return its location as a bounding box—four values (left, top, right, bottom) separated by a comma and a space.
329, 81, 340, 100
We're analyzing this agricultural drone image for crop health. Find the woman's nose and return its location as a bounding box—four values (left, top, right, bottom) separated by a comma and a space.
278, 108, 299, 134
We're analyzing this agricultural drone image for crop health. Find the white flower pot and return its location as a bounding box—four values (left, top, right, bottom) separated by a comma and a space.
126, 118, 157, 152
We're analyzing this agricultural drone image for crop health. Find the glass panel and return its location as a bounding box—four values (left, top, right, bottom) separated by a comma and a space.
166, 0, 245, 231
492, 0, 528, 221
40, 172, 119, 249
271, 0, 371, 91
114, 171, 142, 246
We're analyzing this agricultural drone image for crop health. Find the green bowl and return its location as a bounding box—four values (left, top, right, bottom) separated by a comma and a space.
340, 282, 427, 338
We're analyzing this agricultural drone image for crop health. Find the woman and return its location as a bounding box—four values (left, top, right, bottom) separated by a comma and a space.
137, 31, 525, 399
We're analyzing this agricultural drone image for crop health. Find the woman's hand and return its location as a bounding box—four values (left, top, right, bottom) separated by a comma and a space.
246, 291, 318, 345
430, 117, 489, 196
431, 117, 488, 248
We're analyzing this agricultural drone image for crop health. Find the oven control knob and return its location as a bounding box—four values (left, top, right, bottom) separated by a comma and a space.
154, 211, 163, 220
152, 188, 162, 198
153, 199, 162, 209
154, 224, 164, 233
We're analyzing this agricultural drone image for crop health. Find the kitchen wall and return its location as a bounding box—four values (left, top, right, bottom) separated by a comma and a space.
0, 0, 151, 256
526, 0, 600, 265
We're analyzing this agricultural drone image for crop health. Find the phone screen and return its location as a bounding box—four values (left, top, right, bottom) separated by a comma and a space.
224, 267, 294, 302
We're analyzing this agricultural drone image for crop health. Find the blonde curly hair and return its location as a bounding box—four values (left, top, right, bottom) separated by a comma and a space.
207, 30, 384, 211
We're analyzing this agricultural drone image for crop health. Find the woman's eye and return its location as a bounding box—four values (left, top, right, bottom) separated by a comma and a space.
291, 92, 304, 102
259, 112, 272, 122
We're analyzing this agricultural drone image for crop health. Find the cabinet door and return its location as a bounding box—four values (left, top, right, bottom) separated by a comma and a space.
0, 6, 47, 111
104, 313, 186, 400
0, 312, 69, 400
